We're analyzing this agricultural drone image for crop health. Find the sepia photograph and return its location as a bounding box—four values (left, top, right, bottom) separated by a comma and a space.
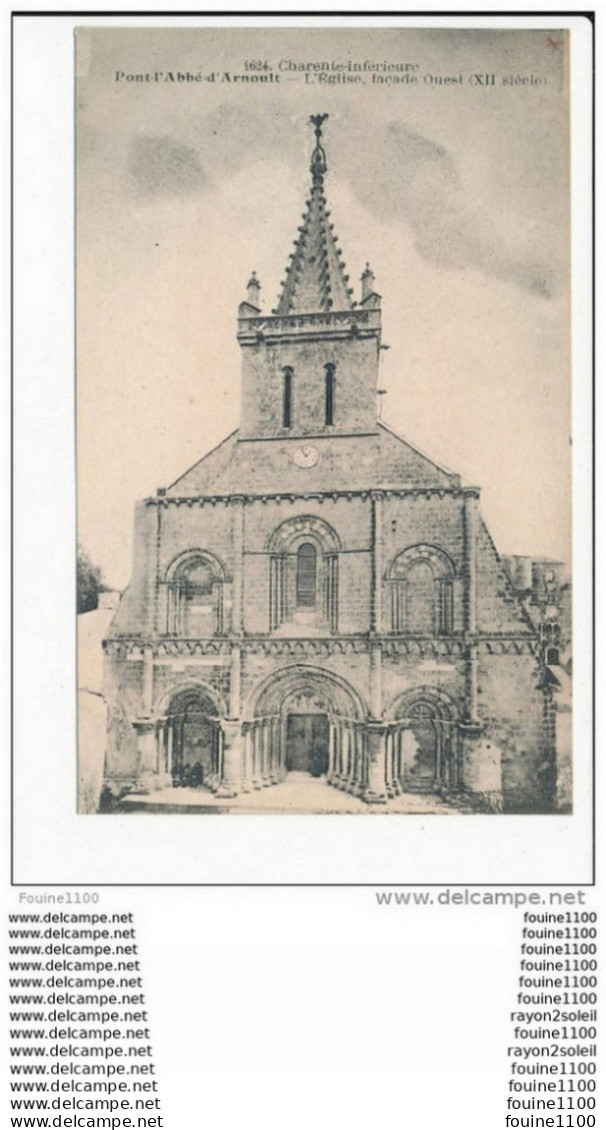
76, 26, 572, 819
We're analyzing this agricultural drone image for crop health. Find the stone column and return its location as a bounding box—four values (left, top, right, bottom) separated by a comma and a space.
158, 721, 168, 775
370, 491, 383, 634
166, 722, 173, 778
370, 643, 383, 720
231, 496, 245, 634
279, 719, 287, 781
359, 728, 368, 793
142, 646, 154, 716
251, 724, 262, 789
261, 720, 269, 784
347, 725, 355, 793
327, 721, 336, 785
341, 725, 350, 792
241, 724, 252, 793
385, 728, 396, 798
206, 726, 219, 792
345, 724, 354, 794
267, 720, 275, 781
433, 725, 443, 789
463, 492, 478, 635
278, 718, 286, 781
216, 720, 242, 798
261, 720, 272, 786
364, 723, 388, 804
270, 556, 287, 632
463, 492, 480, 727
347, 724, 358, 795
230, 644, 242, 718
352, 726, 364, 795
269, 719, 279, 783
335, 724, 344, 787
465, 646, 480, 726
392, 729, 403, 795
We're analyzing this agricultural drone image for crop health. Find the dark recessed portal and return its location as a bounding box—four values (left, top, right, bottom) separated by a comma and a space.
285, 713, 329, 776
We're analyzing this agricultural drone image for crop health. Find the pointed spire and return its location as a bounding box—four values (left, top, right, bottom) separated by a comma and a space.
275, 115, 354, 317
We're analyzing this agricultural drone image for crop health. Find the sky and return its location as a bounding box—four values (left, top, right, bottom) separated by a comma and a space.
76, 26, 571, 590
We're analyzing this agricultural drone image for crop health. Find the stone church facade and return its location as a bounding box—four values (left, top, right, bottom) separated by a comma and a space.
103, 117, 557, 814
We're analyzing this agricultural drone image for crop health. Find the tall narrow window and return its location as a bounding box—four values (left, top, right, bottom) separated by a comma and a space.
296, 543, 317, 607
325, 363, 335, 426
282, 367, 293, 428
438, 580, 454, 635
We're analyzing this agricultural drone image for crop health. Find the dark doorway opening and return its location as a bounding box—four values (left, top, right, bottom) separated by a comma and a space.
285, 713, 329, 776
170, 695, 219, 788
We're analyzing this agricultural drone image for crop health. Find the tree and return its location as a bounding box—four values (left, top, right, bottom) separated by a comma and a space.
77, 544, 104, 613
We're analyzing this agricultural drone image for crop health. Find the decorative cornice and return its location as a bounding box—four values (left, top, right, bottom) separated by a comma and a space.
239, 308, 377, 331
103, 632, 538, 662
476, 638, 537, 656
382, 638, 465, 659
237, 309, 381, 346
147, 485, 476, 507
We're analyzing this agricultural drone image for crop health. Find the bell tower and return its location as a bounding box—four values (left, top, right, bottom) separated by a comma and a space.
237, 114, 383, 441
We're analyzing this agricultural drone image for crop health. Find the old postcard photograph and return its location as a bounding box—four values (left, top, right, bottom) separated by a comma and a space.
77, 26, 573, 818
12, 14, 592, 883
6, 20, 603, 1130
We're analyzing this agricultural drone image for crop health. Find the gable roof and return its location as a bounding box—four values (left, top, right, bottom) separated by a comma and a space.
161, 419, 460, 497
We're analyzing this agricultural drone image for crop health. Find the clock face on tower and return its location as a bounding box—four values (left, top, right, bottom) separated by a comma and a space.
293, 444, 319, 469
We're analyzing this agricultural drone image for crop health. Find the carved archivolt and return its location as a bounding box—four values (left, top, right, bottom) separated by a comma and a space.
165, 548, 228, 583
245, 664, 367, 721
386, 685, 460, 723
153, 678, 227, 719
386, 543, 456, 580
266, 514, 342, 555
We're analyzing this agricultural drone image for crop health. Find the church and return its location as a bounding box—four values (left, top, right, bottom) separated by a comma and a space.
102, 115, 557, 814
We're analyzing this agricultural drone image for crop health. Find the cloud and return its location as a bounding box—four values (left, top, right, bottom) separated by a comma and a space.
128, 135, 207, 197
351, 122, 555, 299
124, 114, 558, 298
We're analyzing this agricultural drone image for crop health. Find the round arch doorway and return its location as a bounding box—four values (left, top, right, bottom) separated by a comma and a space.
390, 690, 459, 793
247, 665, 367, 791
166, 688, 220, 789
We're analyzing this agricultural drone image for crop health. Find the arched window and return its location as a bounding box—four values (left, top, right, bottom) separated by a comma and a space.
296, 543, 317, 607
267, 517, 341, 632
166, 553, 225, 636
388, 545, 455, 635
438, 579, 454, 635
405, 561, 436, 633
283, 367, 293, 428
325, 363, 335, 426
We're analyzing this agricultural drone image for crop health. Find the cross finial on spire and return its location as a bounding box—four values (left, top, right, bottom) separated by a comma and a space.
310, 113, 329, 184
